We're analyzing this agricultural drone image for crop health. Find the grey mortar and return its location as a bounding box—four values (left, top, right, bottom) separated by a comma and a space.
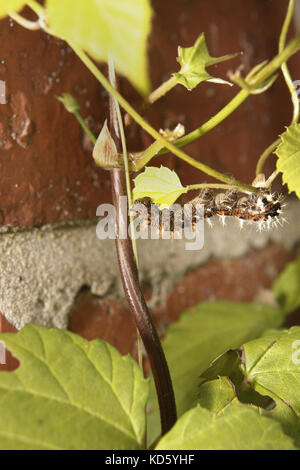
0, 198, 300, 330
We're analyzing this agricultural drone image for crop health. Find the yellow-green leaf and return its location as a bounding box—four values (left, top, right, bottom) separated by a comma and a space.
173, 33, 237, 90
156, 405, 296, 450
273, 257, 300, 314
0, 0, 26, 17
133, 166, 187, 209
275, 123, 300, 198
147, 301, 284, 446
46, 0, 152, 95
0, 325, 148, 450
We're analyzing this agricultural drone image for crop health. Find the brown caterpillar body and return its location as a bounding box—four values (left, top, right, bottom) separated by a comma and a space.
132, 188, 284, 235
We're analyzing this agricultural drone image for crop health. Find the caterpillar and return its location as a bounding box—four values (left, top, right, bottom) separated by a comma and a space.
132, 187, 284, 236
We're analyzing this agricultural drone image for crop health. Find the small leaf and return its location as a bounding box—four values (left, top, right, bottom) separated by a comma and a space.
133, 166, 187, 209
275, 123, 300, 198
198, 376, 237, 414
93, 120, 119, 169
0, 325, 148, 450
199, 327, 300, 447
273, 258, 300, 314
198, 350, 275, 412
147, 301, 284, 446
46, 0, 152, 95
0, 0, 25, 18
173, 34, 237, 90
156, 405, 296, 450
244, 328, 300, 415
243, 327, 300, 446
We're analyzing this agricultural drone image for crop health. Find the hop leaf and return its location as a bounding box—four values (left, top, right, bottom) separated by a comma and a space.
46, 0, 152, 95
275, 123, 300, 198
0, 325, 149, 450
173, 33, 238, 90
133, 166, 187, 209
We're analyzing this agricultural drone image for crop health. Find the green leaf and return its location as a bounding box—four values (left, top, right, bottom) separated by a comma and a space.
0, 325, 148, 450
133, 166, 187, 209
46, 0, 152, 95
275, 123, 300, 198
173, 33, 236, 90
197, 376, 237, 414
273, 257, 300, 314
197, 327, 300, 447
147, 301, 283, 446
198, 351, 275, 412
243, 327, 300, 446
156, 405, 296, 450
0, 0, 26, 17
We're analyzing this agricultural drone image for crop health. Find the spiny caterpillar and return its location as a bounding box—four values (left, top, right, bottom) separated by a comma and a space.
132, 187, 285, 237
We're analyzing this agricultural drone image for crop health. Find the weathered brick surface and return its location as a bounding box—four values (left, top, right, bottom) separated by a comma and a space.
69, 245, 298, 360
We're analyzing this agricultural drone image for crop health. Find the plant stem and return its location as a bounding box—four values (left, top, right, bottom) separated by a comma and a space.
186, 183, 243, 192
111, 169, 177, 435
70, 42, 257, 192
20, 4, 300, 182
279, 0, 299, 123
160, 89, 250, 152
148, 53, 240, 105
108, 64, 177, 436
265, 169, 280, 187
148, 76, 177, 104
74, 112, 97, 145
9, 11, 41, 30
256, 0, 297, 176
256, 138, 280, 175
160, 32, 300, 154
108, 57, 143, 370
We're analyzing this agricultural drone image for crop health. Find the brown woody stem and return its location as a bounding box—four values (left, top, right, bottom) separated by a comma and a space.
108, 67, 177, 438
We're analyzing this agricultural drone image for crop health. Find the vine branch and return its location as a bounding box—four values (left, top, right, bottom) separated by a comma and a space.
256, 0, 298, 175
108, 63, 177, 437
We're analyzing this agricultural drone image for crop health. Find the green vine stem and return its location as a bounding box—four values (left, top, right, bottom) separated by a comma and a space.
159, 31, 300, 156
186, 183, 242, 192
17, 2, 300, 191
70, 42, 257, 193
74, 111, 97, 145
256, 0, 297, 175
148, 76, 177, 104
9, 11, 41, 30
22, 0, 300, 155
279, 0, 299, 124
256, 138, 280, 175
70, 32, 300, 192
148, 53, 241, 105
158, 89, 250, 153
